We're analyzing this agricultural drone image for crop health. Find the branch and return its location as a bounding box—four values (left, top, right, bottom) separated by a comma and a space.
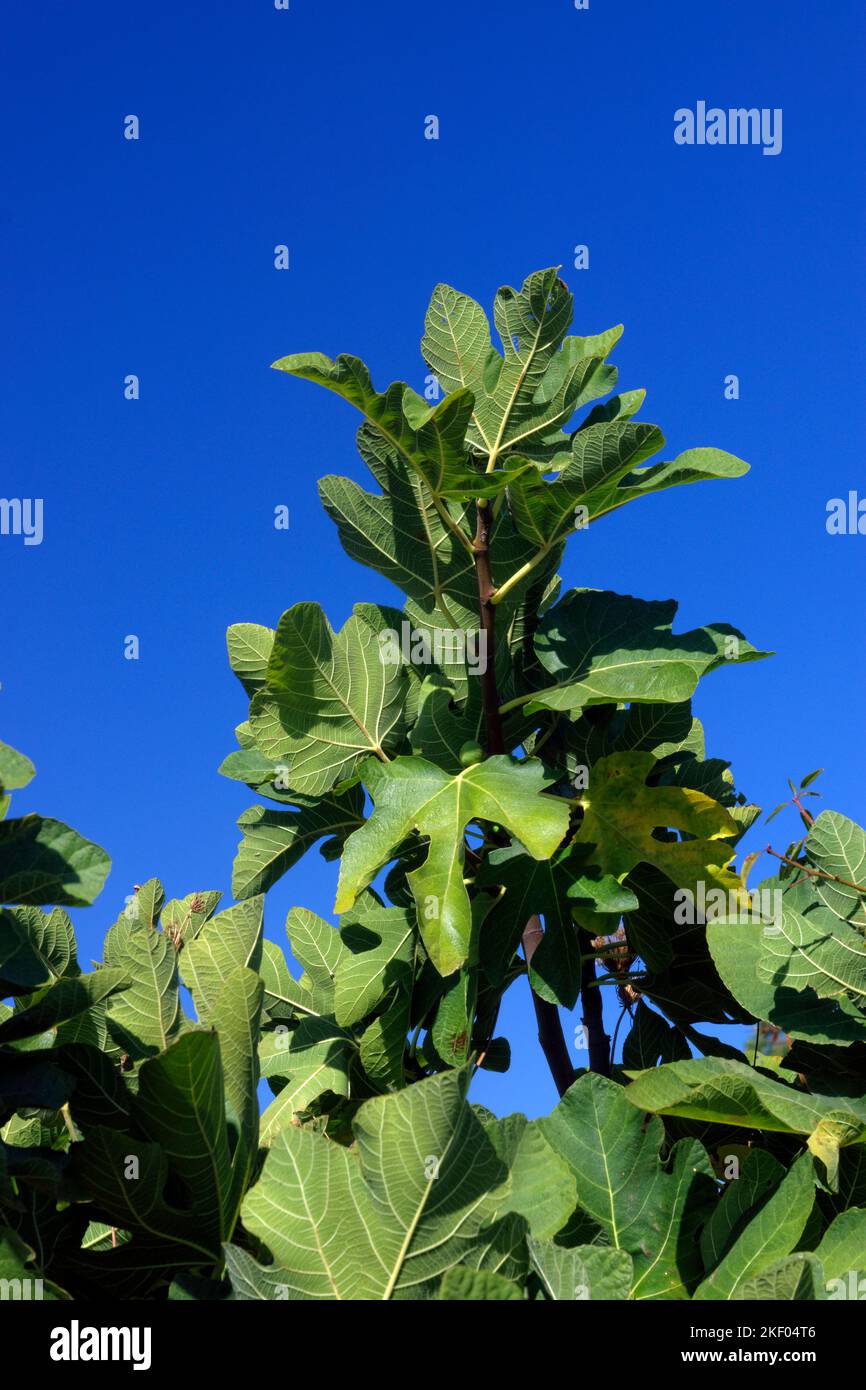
490, 494, 637, 609
489, 543, 554, 607
790, 791, 815, 827
765, 845, 866, 895
608, 1002, 631, 1073
472, 500, 573, 1099
522, 915, 575, 1098
580, 954, 611, 1077
473, 500, 506, 755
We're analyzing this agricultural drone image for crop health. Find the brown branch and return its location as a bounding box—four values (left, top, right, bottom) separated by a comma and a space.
581, 954, 611, 1077
766, 845, 866, 895
522, 915, 575, 1098
473, 500, 505, 756
471, 501, 573, 1098
608, 1002, 631, 1073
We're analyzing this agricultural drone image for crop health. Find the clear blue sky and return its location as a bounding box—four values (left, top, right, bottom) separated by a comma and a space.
2, 0, 864, 1116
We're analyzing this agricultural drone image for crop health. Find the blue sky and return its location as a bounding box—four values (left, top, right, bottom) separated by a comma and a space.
2, 0, 864, 1116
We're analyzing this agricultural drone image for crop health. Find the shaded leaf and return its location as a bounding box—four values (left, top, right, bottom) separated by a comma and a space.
732, 1252, 825, 1300
105, 924, 181, 1059
231, 787, 365, 900
0, 815, 110, 907
694, 1155, 815, 1300
182, 897, 264, 1025
211, 965, 263, 1218
334, 899, 415, 1027
249, 604, 407, 796
540, 1073, 716, 1299
437, 1266, 523, 1300
699, 1148, 786, 1272
625, 1057, 866, 1180
272, 351, 498, 502
259, 1016, 354, 1143
238, 1069, 510, 1299
707, 917, 866, 1044
484, 1113, 576, 1240
526, 590, 768, 717
529, 1238, 633, 1301
0, 970, 128, 1044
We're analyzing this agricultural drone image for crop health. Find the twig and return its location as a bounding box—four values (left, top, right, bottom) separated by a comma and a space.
790, 791, 815, 826
608, 1002, 631, 1072
60, 1103, 78, 1145
580, 955, 611, 1078
765, 845, 866, 895
473, 500, 506, 757
522, 915, 575, 1097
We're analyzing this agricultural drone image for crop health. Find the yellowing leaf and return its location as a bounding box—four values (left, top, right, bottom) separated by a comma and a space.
576, 751, 740, 894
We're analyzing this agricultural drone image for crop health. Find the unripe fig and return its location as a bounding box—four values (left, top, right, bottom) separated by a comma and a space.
458, 740, 484, 767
